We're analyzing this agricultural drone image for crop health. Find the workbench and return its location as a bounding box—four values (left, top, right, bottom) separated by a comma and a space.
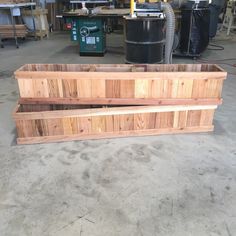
0, 1, 36, 48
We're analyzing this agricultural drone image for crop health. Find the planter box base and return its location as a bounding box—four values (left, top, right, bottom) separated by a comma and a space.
16, 126, 214, 145
13, 103, 216, 144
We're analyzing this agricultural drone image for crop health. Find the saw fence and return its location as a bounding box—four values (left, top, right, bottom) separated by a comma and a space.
13, 64, 227, 144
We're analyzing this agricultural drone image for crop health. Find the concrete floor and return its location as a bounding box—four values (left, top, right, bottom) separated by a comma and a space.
0, 31, 236, 236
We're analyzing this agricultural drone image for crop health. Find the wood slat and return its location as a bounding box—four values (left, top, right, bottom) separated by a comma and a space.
62, 79, 77, 98
105, 80, 121, 98
19, 97, 223, 106
120, 80, 135, 98
119, 114, 134, 131
16, 126, 214, 144
13, 104, 218, 120
91, 116, 106, 133
78, 117, 92, 134
91, 80, 106, 98
77, 79, 91, 98
14, 71, 227, 81
33, 79, 49, 98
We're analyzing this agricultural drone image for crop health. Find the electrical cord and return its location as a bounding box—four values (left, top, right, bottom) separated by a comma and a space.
199, 58, 236, 61
196, 58, 236, 75
195, 38, 236, 74
197, 58, 236, 66
207, 43, 225, 51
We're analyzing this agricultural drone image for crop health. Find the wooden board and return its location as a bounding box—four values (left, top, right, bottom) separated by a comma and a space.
65, 7, 130, 16
0, 24, 27, 38
21, 9, 49, 39
14, 64, 227, 106
0, 0, 31, 3
13, 103, 217, 144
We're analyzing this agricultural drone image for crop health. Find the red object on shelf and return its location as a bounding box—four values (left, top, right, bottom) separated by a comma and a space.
66, 23, 72, 29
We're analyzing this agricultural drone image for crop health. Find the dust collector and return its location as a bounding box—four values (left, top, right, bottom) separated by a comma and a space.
124, 0, 175, 64
179, 0, 210, 57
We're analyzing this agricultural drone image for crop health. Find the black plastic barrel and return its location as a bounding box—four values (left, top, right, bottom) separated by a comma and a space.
124, 17, 165, 64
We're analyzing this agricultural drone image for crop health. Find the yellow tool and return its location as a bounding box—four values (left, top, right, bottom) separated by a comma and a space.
130, 0, 135, 17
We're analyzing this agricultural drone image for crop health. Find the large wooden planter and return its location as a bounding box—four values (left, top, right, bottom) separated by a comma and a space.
13, 104, 217, 144
14, 64, 226, 105
13, 64, 227, 144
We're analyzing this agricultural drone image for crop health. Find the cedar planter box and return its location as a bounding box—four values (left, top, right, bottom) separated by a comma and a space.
13, 64, 226, 144
14, 64, 227, 106
13, 104, 217, 144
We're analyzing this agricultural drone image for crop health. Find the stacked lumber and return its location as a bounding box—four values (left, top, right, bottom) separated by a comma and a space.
0, 24, 27, 38
13, 64, 227, 144
0, 0, 30, 4
69, 7, 130, 16
21, 8, 49, 39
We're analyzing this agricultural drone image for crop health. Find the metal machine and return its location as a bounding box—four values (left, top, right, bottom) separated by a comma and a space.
177, 0, 210, 57
64, 0, 114, 56
63, 0, 175, 63
66, 14, 106, 56
166, 0, 212, 58
124, 0, 175, 64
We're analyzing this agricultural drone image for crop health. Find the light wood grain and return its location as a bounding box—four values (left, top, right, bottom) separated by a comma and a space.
15, 64, 226, 105
13, 104, 218, 120
16, 126, 214, 144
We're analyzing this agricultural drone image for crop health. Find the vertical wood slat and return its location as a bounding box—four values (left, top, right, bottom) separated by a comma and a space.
200, 110, 215, 126
205, 79, 223, 98
105, 80, 121, 98
77, 80, 91, 98
62, 117, 78, 135
149, 80, 173, 99
91, 80, 106, 98
187, 110, 202, 127
78, 117, 92, 134
33, 119, 49, 136
176, 80, 194, 98
178, 111, 188, 128
135, 80, 149, 98
17, 79, 34, 97
134, 113, 149, 130
105, 116, 114, 132
62, 79, 77, 98
155, 113, 162, 128
120, 80, 135, 98
33, 79, 49, 98
192, 79, 224, 99
191, 80, 207, 98
173, 111, 180, 128
47, 118, 63, 136
119, 114, 134, 131
113, 115, 120, 132
91, 116, 106, 133
160, 112, 174, 128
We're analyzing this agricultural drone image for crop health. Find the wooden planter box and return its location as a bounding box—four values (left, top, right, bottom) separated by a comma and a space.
14, 64, 227, 106
13, 104, 217, 144
13, 63, 226, 144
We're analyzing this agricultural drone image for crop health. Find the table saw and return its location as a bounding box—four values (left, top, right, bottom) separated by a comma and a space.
62, 5, 129, 56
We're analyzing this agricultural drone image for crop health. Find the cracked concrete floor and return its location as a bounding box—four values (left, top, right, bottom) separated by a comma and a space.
0, 31, 236, 236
